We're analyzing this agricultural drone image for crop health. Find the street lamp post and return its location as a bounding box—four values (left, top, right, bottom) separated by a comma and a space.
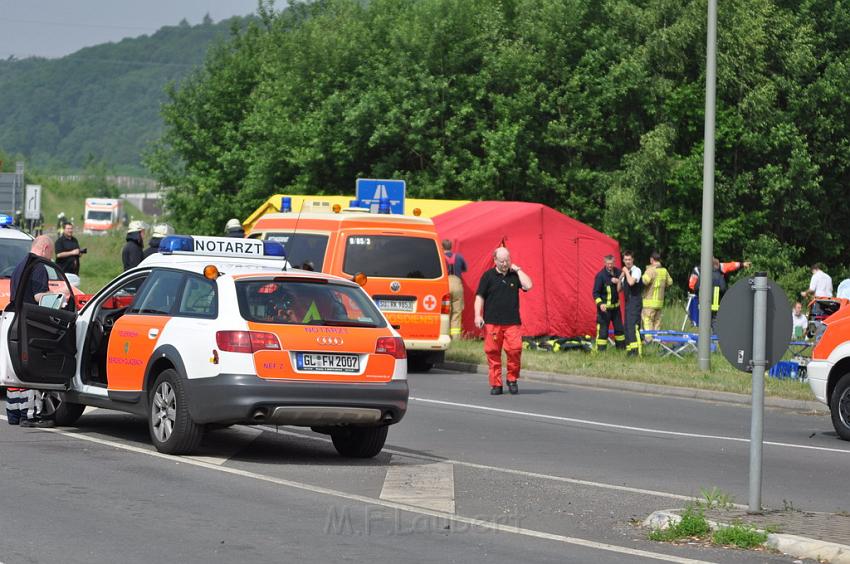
698, 0, 718, 371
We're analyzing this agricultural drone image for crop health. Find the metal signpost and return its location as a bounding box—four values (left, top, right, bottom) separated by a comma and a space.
0, 161, 24, 217
355, 178, 406, 214
25, 184, 42, 221
716, 273, 791, 513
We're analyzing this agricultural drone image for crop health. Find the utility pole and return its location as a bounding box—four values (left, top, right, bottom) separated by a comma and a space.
698, 0, 718, 371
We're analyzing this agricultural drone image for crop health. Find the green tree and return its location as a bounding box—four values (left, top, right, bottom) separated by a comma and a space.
144, 0, 850, 284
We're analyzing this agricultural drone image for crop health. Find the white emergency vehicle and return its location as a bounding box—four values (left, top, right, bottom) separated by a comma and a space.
0, 235, 408, 457
83, 198, 123, 235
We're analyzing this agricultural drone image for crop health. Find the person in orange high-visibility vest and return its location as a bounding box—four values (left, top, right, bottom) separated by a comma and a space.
694, 258, 727, 333
641, 251, 673, 338
687, 258, 751, 292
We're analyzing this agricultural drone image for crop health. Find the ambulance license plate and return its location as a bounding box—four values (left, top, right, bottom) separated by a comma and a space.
377, 299, 415, 312
296, 353, 359, 373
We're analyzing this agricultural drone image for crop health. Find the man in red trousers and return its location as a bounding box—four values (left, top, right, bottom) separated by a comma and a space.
473, 247, 533, 395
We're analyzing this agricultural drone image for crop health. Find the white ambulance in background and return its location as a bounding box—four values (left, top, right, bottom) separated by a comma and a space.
83, 198, 124, 235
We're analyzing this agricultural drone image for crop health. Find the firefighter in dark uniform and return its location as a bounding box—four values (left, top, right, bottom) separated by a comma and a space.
620, 250, 643, 356
593, 254, 625, 351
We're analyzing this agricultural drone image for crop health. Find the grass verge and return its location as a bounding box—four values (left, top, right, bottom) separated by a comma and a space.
446, 338, 815, 402
712, 523, 769, 549
648, 506, 711, 541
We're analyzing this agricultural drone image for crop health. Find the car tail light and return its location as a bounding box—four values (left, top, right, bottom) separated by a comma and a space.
216, 331, 281, 353
250, 332, 282, 351
441, 293, 451, 315
375, 336, 406, 359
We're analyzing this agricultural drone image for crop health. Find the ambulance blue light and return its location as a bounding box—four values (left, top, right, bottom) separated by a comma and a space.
0, 214, 13, 226
378, 197, 391, 214
349, 199, 359, 208
262, 241, 286, 257
160, 235, 194, 254
281, 196, 292, 213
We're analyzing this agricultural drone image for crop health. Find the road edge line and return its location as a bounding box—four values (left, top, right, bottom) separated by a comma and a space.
437, 361, 828, 413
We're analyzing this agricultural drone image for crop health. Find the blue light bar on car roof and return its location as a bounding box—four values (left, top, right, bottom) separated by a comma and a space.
159, 235, 286, 259
0, 214, 13, 226
160, 235, 194, 253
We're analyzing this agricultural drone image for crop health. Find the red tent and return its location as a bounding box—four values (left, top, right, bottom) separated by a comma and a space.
433, 201, 620, 338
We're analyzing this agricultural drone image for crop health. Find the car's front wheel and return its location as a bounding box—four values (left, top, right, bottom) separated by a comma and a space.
53, 399, 85, 426
149, 369, 203, 454
331, 425, 389, 458
830, 373, 850, 441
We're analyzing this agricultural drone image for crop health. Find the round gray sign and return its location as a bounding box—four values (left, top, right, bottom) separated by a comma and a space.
716, 276, 792, 373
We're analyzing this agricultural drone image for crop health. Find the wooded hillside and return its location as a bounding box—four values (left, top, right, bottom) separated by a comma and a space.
0, 16, 247, 173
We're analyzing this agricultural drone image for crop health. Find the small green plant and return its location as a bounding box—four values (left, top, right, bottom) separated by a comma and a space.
699, 487, 735, 510
712, 523, 768, 549
648, 506, 711, 541
782, 499, 800, 512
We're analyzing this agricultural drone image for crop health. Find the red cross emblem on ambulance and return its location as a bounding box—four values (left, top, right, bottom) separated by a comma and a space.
422, 294, 437, 311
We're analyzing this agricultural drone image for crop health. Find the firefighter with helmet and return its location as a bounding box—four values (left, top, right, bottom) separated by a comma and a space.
225, 218, 245, 238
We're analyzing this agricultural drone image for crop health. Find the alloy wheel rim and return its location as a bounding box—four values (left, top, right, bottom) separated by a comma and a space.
840, 387, 850, 431
152, 382, 176, 443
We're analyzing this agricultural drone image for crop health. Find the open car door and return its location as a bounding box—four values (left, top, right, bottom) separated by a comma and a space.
7, 255, 78, 390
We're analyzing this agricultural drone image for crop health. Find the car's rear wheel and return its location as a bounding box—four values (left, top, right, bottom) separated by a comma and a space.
830, 373, 850, 441
149, 369, 203, 454
331, 425, 389, 458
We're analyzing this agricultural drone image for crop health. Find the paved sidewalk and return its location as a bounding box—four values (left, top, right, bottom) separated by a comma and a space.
438, 360, 829, 413
645, 508, 850, 563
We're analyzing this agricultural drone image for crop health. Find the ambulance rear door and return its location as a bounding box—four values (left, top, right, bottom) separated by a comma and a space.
336, 231, 446, 341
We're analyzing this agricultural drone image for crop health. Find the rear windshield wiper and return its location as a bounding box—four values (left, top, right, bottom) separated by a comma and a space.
323, 320, 379, 328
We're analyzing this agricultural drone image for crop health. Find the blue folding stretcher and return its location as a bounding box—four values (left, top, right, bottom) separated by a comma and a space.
642, 330, 717, 359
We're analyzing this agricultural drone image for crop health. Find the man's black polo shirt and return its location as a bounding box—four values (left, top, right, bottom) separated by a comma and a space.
55, 235, 80, 274
476, 268, 523, 325
10, 253, 49, 307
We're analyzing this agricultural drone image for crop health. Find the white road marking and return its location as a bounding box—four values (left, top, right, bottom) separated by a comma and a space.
26, 425, 715, 564
263, 425, 704, 504
1, 411, 698, 503
410, 396, 850, 455
380, 456, 455, 513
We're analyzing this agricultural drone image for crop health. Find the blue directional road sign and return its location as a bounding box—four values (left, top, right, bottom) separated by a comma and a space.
355, 178, 406, 214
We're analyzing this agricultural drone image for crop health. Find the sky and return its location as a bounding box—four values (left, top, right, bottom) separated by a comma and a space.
0, 0, 262, 59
